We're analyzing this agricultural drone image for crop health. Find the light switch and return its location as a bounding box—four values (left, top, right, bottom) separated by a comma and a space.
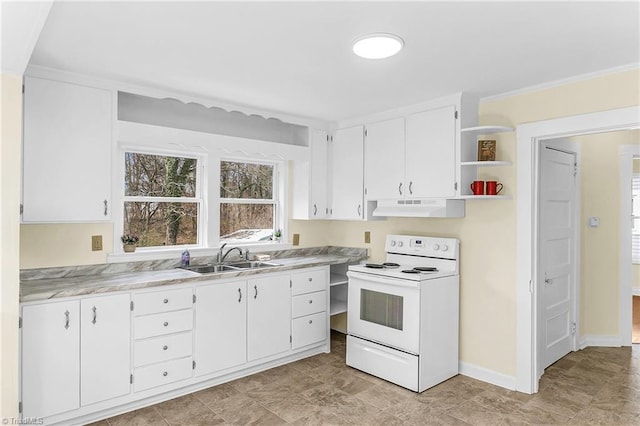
364, 231, 371, 244
292, 234, 300, 246
91, 235, 103, 251
588, 217, 600, 227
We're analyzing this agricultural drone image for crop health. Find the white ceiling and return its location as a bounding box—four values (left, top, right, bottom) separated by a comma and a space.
22, 1, 640, 122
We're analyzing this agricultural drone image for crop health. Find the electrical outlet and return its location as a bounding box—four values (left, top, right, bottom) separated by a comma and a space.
91, 235, 103, 251
364, 231, 371, 244
292, 234, 300, 246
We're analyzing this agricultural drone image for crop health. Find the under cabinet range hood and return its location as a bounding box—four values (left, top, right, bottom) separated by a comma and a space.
371, 199, 465, 218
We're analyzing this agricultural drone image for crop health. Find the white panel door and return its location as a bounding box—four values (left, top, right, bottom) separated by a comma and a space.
23, 76, 112, 222
405, 106, 457, 198
247, 275, 291, 361
195, 280, 247, 376
21, 301, 80, 418
310, 129, 329, 218
364, 118, 405, 200
331, 125, 364, 220
80, 293, 131, 406
539, 145, 576, 370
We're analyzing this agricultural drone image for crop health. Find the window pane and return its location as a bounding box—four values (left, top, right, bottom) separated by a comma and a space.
124, 202, 198, 247
220, 161, 273, 199
220, 203, 274, 243
125, 152, 197, 197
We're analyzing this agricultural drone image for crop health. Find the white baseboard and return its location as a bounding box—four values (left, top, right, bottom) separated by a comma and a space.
459, 361, 516, 391
578, 335, 622, 349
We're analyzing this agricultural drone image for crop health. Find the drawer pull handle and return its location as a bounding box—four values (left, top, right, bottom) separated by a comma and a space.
163, 345, 168, 351
163, 371, 168, 377
308, 300, 313, 304
309, 320, 313, 324
238, 288, 242, 303
64, 310, 70, 330
254, 285, 258, 299
163, 299, 169, 304
163, 321, 169, 327
92, 306, 97, 325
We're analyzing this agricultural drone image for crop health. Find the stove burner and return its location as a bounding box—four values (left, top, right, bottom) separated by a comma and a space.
365, 263, 385, 269
413, 267, 438, 272
382, 262, 400, 268
401, 269, 421, 274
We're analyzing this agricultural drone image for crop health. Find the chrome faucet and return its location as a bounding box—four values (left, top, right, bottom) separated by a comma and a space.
217, 243, 243, 263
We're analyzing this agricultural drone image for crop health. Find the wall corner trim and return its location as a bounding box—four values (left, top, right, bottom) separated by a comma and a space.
458, 361, 517, 392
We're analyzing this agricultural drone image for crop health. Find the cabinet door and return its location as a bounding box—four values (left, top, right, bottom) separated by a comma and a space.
365, 118, 405, 200
406, 106, 457, 198
22, 77, 112, 222
80, 294, 131, 406
331, 125, 364, 220
21, 301, 80, 418
247, 276, 291, 361
292, 129, 329, 220
310, 129, 329, 218
195, 281, 247, 376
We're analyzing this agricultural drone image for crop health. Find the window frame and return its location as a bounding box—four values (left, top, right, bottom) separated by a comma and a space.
219, 157, 284, 246
115, 145, 207, 253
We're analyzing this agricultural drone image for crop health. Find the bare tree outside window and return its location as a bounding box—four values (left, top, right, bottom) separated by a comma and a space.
220, 161, 277, 243
124, 152, 199, 247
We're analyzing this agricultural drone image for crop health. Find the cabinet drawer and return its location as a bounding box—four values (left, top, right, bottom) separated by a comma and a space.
133, 288, 193, 316
292, 291, 326, 318
134, 357, 193, 392
292, 311, 327, 350
134, 331, 193, 368
134, 309, 193, 340
291, 269, 326, 295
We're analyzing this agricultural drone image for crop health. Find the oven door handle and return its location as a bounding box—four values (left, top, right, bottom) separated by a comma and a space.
347, 271, 419, 289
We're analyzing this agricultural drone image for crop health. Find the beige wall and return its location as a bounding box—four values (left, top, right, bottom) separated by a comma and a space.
20, 223, 113, 269
1, 74, 23, 419
573, 131, 640, 335
293, 68, 640, 377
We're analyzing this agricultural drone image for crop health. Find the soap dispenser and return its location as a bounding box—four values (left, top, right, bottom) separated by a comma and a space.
181, 249, 190, 267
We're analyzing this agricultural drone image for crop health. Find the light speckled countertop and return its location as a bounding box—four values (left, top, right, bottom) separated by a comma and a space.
20, 247, 366, 303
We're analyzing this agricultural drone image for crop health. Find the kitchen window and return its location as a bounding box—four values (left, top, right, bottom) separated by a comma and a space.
122, 151, 202, 248
220, 160, 280, 244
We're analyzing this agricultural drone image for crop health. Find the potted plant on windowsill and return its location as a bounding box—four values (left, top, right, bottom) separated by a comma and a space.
272, 229, 282, 243
121, 234, 139, 253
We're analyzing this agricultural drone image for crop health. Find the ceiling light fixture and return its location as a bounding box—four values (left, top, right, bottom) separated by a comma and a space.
352, 33, 404, 59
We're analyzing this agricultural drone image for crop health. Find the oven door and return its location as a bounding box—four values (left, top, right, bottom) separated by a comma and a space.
347, 271, 420, 354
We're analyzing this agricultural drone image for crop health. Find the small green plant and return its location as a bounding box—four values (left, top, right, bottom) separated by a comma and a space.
121, 234, 139, 245
273, 229, 282, 238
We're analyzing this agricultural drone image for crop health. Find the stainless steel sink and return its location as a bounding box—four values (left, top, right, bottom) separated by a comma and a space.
181, 264, 241, 274
227, 261, 281, 269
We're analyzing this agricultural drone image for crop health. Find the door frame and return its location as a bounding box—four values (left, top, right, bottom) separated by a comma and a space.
516, 106, 640, 394
537, 141, 580, 378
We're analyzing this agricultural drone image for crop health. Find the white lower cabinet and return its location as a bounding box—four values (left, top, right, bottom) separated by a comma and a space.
20, 266, 330, 425
195, 280, 247, 376
80, 294, 131, 406
247, 275, 292, 361
21, 293, 131, 419
21, 300, 80, 419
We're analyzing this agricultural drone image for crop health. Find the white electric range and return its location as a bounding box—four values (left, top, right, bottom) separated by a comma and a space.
346, 234, 460, 392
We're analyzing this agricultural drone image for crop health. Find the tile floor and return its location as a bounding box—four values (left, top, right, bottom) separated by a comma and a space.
95, 331, 640, 425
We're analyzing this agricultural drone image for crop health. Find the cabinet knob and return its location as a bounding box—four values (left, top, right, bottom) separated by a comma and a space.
163, 371, 168, 377
308, 277, 313, 282
163, 299, 169, 304
163, 321, 169, 327
163, 345, 168, 351
308, 300, 313, 304
308, 320, 313, 324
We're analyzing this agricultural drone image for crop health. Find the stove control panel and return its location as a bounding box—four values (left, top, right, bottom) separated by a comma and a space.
385, 235, 459, 259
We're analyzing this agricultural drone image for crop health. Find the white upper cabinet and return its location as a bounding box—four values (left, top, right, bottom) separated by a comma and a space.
22, 76, 112, 222
292, 128, 329, 219
405, 105, 457, 198
330, 125, 364, 220
364, 117, 405, 200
